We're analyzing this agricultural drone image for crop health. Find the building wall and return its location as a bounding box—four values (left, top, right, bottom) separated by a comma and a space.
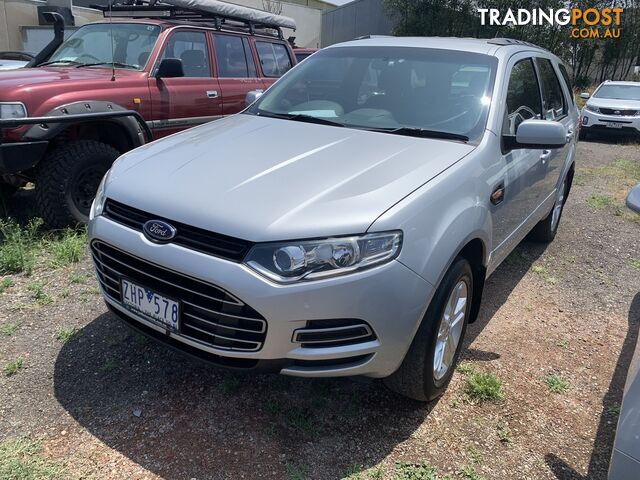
321, 0, 394, 47
0, 0, 102, 51
0, 0, 322, 52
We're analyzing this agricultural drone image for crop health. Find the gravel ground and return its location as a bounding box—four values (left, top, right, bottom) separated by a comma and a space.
0, 137, 639, 480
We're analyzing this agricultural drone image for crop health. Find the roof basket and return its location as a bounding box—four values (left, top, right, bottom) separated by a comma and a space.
98, 0, 296, 38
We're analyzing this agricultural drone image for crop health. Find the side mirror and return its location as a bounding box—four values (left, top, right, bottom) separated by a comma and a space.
156, 58, 183, 78
245, 89, 264, 107
504, 119, 567, 150
627, 184, 640, 213
580, 92, 590, 99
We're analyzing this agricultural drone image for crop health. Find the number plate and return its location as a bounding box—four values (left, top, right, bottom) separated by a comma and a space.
606, 122, 623, 129
121, 279, 180, 331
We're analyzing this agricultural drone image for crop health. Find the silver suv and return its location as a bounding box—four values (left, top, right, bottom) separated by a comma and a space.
89, 37, 578, 401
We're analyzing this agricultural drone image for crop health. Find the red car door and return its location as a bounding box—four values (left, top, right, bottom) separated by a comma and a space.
211, 33, 264, 115
148, 29, 222, 138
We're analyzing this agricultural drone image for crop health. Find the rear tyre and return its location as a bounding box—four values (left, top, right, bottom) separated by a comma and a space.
384, 257, 473, 402
35, 140, 119, 227
529, 176, 569, 243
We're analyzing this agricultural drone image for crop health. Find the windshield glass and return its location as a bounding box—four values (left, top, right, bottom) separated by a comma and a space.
247, 46, 497, 140
46, 23, 161, 70
594, 84, 640, 101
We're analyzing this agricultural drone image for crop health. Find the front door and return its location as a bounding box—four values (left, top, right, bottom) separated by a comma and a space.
148, 29, 222, 138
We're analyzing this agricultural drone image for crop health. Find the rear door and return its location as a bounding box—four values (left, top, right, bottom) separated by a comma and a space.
212, 33, 263, 115
490, 56, 546, 264
254, 40, 293, 90
148, 29, 222, 138
534, 56, 574, 199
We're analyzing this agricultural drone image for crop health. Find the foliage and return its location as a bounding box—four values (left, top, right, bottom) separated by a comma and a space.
384, 0, 640, 82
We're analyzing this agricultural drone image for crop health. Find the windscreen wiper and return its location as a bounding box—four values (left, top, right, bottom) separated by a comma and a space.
370, 126, 469, 142
256, 111, 346, 128
38, 60, 84, 67
77, 62, 138, 69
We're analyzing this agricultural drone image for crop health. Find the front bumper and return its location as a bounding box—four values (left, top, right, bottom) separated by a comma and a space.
0, 140, 48, 174
89, 215, 433, 378
580, 109, 640, 136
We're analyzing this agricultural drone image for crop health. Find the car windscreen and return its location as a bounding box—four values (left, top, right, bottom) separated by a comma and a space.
593, 84, 640, 101
46, 23, 161, 70
246, 46, 498, 141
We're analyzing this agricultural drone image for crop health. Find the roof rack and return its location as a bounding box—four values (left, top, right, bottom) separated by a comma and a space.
98, 0, 296, 39
487, 38, 540, 48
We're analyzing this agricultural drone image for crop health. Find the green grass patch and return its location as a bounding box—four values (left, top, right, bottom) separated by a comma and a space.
220, 373, 241, 394
0, 218, 43, 275
531, 264, 557, 284
556, 339, 569, 349
544, 374, 570, 394
0, 323, 18, 336
4, 358, 24, 376
460, 465, 487, 480
55, 327, 80, 343
47, 228, 87, 267
394, 461, 439, 480
0, 277, 14, 293
631, 259, 640, 271
456, 362, 476, 376
465, 372, 504, 402
497, 422, 512, 444
27, 281, 52, 305
0, 437, 64, 479
587, 195, 614, 209
608, 404, 621, 416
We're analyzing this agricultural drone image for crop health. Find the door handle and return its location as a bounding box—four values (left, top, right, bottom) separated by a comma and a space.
206, 90, 218, 99
540, 150, 552, 164
490, 182, 505, 205
566, 129, 573, 143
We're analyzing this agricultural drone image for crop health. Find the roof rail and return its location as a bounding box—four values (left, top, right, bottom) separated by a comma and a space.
487, 37, 539, 48
98, 0, 296, 39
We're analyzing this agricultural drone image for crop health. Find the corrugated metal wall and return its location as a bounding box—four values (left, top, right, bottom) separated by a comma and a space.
321, 0, 394, 47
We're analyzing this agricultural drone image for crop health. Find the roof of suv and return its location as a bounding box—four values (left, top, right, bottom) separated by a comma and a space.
598, 80, 640, 86
329, 36, 551, 57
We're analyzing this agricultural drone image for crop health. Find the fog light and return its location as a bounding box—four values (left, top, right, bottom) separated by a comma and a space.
582, 116, 589, 125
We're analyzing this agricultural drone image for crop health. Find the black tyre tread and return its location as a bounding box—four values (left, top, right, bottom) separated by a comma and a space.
35, 140, 119, 228
529, 175, 571, 243
384, 257, 473, 402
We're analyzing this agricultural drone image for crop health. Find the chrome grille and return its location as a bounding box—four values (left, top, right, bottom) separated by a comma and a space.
599, 107, 638, 117
91, 241, 267, 352
103, 199, 253, 261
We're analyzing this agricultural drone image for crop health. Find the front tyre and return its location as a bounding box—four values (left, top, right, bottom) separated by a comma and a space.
35, 140, 119, 227
384, 257, 473, 402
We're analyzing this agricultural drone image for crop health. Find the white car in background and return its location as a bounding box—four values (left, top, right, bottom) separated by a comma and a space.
579, 81, 640, 139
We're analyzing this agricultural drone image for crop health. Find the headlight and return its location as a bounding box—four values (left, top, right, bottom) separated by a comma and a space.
0, 102, 27, 119
89, 170, 110, 220
585, 104, 600, 113
245, 231, 402, 283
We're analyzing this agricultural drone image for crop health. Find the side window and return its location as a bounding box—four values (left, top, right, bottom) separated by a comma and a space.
256, 41, 292, 77
558, 63, 575, 105
536, 58, 566, 119
161, 31, 210, 78
504, 59, 542, 135
242, 38, 257, 77
214, 34, 251, 78
272, 43, 293, 75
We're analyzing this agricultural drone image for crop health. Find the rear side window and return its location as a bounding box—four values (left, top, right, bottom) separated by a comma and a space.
214, 34, 254, 78
558, 63, 574, 105
536, 58, 566, 120
161, 31, 211, 78
504, 59, 542, 135
256, 41, 292, 77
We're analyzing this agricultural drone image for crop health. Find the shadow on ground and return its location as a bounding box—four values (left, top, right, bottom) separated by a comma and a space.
545, 292, 640, 480
52, 240, 546, 479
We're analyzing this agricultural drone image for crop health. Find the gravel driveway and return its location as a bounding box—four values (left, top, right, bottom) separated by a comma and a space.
0, 137, 639, 480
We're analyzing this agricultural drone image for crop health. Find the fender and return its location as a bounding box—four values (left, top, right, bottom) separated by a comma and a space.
22, 100, 148, 147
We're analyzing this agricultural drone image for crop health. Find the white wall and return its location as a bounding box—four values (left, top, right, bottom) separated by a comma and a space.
236, 0, 322, 48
